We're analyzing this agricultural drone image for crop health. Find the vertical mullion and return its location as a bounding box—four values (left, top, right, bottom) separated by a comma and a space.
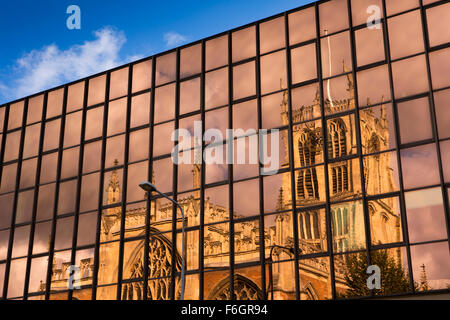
347, 0, 374, 297
2, 100, 28, 299
381, 0, 416, 293
23, 93, 48, 299
91, 74, 110, 300
199, 40, 206, 300
0, 104, 8, 300
67, 77, 89, 300
284, 12, 301, 301
116, 66, 133, 300
170, 49, 181, 300
419, 0, 450, 245
143, 58, 157, 300
45, 86, 68, 300
314, 3, 337, 300
255, 21, 267, 301
227, 31, 235, 301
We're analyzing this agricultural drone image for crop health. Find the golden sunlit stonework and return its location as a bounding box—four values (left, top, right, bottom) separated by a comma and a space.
43, 63, 402, 300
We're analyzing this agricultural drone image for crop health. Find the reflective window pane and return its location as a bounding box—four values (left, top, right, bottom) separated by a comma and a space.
401, 144, 440, 190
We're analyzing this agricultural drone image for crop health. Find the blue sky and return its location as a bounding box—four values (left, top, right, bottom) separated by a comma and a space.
0, 0, 314, 104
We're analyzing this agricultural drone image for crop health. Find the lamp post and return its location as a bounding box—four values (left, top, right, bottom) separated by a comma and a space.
139, 181, 186, 300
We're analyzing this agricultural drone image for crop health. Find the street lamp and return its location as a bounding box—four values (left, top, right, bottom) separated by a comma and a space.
139, 181, 186, 300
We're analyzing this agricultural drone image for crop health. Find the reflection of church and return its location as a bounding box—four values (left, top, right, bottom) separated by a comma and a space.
44, 63, 401, 300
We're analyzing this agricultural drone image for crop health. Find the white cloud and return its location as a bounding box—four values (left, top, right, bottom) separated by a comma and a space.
0, 27, 142, 102
163, 31, 188, 47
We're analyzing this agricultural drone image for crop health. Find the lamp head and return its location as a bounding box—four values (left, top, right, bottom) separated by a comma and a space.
139, 181, 158, 193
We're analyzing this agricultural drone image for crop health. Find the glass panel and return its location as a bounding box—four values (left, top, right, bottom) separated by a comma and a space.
0, 193, 14, 229
206, 35, 228, 71
83, 141, 102, 174
109, 67, 129, 100
180, 77, 200, 115
388, 10, 424, 61
23, 123, 41, 159
205, 67, 228, 109
429, 48, 450, 90
426, 2, 450, 47
363, 151, 399, 195
156, 52, 176, 86
360, 104, 396, 153
369, 197, 402, 245
233, 136, 259, 181
289, 6, 316, 45
12, 225, 30, 258
126, 161, 148, 203
398, 97, 432, 144
7, 258, 26, 298
331, 200, 365, 252
152, 122, 174, 157
54, 216, 74, 250
355, 26, 385, 67
334, 252, 368, 299
234, 218, 260, 263
204, 144, 228, 185
0, 230, 10, 260
204, 223, 229, 267
97, 284, 117, 300
130, 92, 150, 128
97, 242, 119, 284
4, 131, 21, 162
232, 26, 256, 62
233, 61, 256, 100
291, 83, 322, 122
295, 166, 326, 206
85, 106, 103, 140
291, 44, 317, 84
61, 147, 79, 180
385, 0, 419, 16
0, 264, 4, 297
154, 83, 175, 124
205, 106, 229, 142
27, 94, 44, 124
132, 59, 152, 93
152, 158, 172, 194
298, 209, 327, 254
36, 184, 55, 222
319, 0, 349, 36
68, 81, 85, 111
177, 149, 200, 193
392, 54, 429, 99
103, 168, 123, 206
433, 89, 450, 139
205, 185, 229, 224
77, 212, 97, 247
366, 247, 411, 296
299, 257, 331, 300
105, 135, 125, 169
410, 242, 450, 291
260, 50, 286, 95
441, 140, 450, 182
401, 143, 440, 189
47, 88, 64, 119
261, 92, 284, 129
80, 173, 99, 213
177, 230, 199, 270
28, 256, 48, 295
232, 99, 257, 135
33, 221, 51, 254
43, 119, 61, 152
8, 101, 24, 130
40, 152, 58, 184
107, 98, 127, 136
178, 114, 201, 151
263, 173, 289, 213
323, 75, 356, 116
180, 44, 201, 79
63, 111, 82, 148
327, 114, 357, 159
87, 76, 106, 107
0, 163, 17, 194
405, 187, 447, 243
0, 107, 4, 132
321, 31, 352, 79
129, 128, 149, 163
356, 65, 391, 108
16, 189, 34, 224
260, 16, 285, 54
260, 129, 288, 175
57, 179, 77, 215
233, 179, 259, 218
351, 0, 383, 27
